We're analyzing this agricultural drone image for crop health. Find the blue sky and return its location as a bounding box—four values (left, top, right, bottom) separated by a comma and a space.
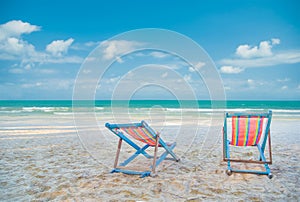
0, 0, 299, 100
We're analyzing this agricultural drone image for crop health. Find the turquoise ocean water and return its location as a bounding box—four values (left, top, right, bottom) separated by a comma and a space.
0, 100, 299, 116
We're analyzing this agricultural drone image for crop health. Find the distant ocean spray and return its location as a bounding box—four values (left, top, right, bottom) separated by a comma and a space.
0, 100, 299, 116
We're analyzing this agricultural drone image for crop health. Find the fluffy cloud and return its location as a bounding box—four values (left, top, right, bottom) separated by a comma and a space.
194, 62, 205, 69
150, 51, 169, 58
220, 65, 243, 74
1, 37, 36, 56
46, 38, 74, 56
0, 20, 40, 40
247, 79, 254, 85
184, 74, 192, 82
277, 78, 290, 82
105, 76, 121, 84
236, 38, 280, 58
84, 41, 100, 47
220, 50, 300, 68
161, 72, 168, 78
220, 38, 300, 68
0, 20, 82, 66
189, 62, 205, 72
271, 38, 280, 45
0, 20, 38, 58
100, 40, 143, 61
188, 66, 196, 72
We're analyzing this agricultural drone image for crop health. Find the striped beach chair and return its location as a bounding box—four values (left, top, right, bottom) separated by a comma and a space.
223, 110, 273, 178
105, 121, 180, 177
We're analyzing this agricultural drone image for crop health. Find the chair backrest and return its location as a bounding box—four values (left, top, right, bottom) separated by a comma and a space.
225, 111, 272, 146
106, 121, 158, 146
120, 126, 157, 146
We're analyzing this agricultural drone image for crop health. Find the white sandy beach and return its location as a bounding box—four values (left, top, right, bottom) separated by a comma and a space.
0, 112, 299, 201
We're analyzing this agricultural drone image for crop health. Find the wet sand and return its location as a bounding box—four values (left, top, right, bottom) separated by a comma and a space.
0, 113, 299, 201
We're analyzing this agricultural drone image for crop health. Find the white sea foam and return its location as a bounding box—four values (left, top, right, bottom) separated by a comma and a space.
1, 105, 300, 116
22, 107, 69, 112
0, 107, 70, 114
272, 109, 300, 113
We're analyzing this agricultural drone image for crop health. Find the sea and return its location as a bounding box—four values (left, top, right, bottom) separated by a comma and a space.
0, 100, 299, 117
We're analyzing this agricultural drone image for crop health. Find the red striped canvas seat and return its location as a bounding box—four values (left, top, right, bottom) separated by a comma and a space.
231, 116, 266, 146
116, 126, 158, 146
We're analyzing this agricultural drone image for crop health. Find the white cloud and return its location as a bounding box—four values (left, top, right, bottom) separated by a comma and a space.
115, 56, 123, 63
84, 41, 100, 47
188, 66, 196, 72
0, 21, 39, 63
0, 53, 18, 60
150, 51, 169, 58
184, 74, 192, 82
220, 50, 300, 68
247, 79, 262, 90
189, 61, 205, 72
271, 38, 280, 45
277, 78, 290, 82
46, 38, 74, 56
20, 79, 73, 90
0, 20, 82, 66
105, 76, 121, 84
236, 39, 280, 59
281, 85, 288, 90
100, 40, 143, 61
21, 82, 43, 89
224, 86, 231, 91
247, 79, 260, 88
37, 55, 83, 64
194, 62, 205, 69
9, 68, 24, 74
246, 79, 265, 89
4, 37, 36, 55
161, 72, 168, 78
6, 37, 25, 53
163, 63, 183, 70
220, 65, 243, 74
37, 69, 55, 74
57, 80, 72, 90
247, 79, 254, 85
24, 63, 33, 70
70, 41, 100, 51
36, 82, 42, 87
0, 20, 40, 40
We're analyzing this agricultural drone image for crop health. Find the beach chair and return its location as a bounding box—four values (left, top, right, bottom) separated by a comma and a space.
223, 110, 273, 178
105, 120, 180, 178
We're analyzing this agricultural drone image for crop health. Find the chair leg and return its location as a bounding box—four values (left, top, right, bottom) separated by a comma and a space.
155, 142, 177, 167
226, 140, 232, 175
257, 144, 272, 178
152, 134, 160, 175
114, 138, 122, 168
223, 127, 225, 160
268, 131, 272, 164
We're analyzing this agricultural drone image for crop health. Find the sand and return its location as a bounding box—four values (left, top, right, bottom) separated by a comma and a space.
0, 113, 299, 201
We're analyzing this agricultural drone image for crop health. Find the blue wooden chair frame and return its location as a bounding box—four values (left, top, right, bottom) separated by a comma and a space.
105, 120, 180, 178
223, 110, 273, 179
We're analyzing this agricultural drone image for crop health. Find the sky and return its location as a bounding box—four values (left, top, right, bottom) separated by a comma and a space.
0, 0, 300, 100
